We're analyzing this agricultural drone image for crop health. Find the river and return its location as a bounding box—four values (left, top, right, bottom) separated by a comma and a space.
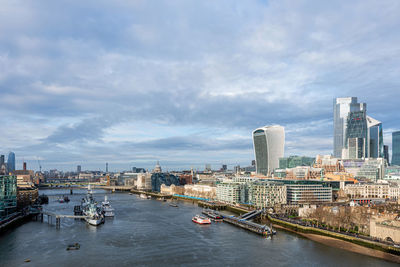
0, 189, 397, 266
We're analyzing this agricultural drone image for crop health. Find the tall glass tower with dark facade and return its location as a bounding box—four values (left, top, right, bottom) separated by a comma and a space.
392, 131, 400, 166
333, 97, 366, 158
344, 110, 368, 159
7, 152, 15, 173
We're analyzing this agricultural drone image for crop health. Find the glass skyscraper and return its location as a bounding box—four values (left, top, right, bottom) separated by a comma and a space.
333, 97, 366, 158
367, 116, 383, 158
252, 125, 285, 176
344, 110, 368, 159
392, 131, 400, 166
7, 152, 15, 174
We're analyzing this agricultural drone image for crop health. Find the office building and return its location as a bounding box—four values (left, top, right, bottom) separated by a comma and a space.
77, 165, 82, 173
0, 155, 4, 166
367, 116, 383, 158
279, 156, 314, 169
393, 131, 400, 166
333, 97, 366, 158
286, 184, 332, 204
383, 145, 389, 165
253, 125, 285, 175
0, 175, 17, 221
342, 110, 368, 159
7, 152, 15, 174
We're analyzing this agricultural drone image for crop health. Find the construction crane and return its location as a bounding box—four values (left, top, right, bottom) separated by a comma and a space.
37, 159, 42, 173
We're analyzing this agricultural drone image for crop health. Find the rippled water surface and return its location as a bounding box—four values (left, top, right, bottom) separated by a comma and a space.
0, 189, 397, 266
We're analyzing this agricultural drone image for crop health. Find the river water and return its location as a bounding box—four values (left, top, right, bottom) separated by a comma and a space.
0, 189, 397, 267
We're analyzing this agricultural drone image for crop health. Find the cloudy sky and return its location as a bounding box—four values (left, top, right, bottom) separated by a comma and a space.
1, 0, 400, 171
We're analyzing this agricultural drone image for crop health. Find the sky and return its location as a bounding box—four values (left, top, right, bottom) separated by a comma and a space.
0, 0, 400, 172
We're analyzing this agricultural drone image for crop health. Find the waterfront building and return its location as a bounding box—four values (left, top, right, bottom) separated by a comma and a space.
216, 182, 247, 204
252, 125, 285, 176
393, 131, 400, 166
17, 187, 38, 207
7, 152, 15, 174
286, 184, 332, 204
151, 173, 179, 192
183, 184, 216, 199
160, 184, 185, 195
77, 165, 81, 173
383, 145, 390, 165
279, 156, 314, 169
333, 97, 366, 158
248, 181, 286, 208
0, 155, 4, 166
0, 175, 17, 221
136, 173, 152, 190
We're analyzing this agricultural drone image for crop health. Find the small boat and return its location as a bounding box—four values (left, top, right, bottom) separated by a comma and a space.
64, 196, 70, 203
58, 197, 64, 203
129, 192, 133, 195
101, 196, 115, 217
140, 194, 147, 199
66, 243, 80, 250
192, 215, 211, 225
169, 203, 178, 207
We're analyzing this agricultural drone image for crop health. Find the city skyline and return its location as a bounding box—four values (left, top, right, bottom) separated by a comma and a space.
1, 1, 400, 170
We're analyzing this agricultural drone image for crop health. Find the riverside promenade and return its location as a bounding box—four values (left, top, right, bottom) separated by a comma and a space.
267, 214, 400, 257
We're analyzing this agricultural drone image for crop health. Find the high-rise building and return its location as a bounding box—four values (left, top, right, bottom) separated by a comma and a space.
253, 125, 285, 176
221, 164, 227, 172
106, 163, 108, 173
0, 155, 4, 166
77, 165, 82, 173
367, 116, 383, 158
343, 110, 368, 159
7, 152, 15, 174
333, 97, 366, 158
393, 131, 400, 166
383, 145, 390, 165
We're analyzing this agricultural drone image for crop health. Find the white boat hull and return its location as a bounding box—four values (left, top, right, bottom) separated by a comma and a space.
104, 211, 114, 217
86, 217, 104, 226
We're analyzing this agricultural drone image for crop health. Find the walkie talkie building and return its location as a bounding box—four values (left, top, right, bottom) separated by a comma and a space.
252, 125, 285, 176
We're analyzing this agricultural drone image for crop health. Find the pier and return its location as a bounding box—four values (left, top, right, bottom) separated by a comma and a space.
211, 210, 276, 237
198, 201, 227, 210
38, 211, 88, 229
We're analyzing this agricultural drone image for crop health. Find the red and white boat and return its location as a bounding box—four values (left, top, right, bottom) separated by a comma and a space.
192, 215, 211, 224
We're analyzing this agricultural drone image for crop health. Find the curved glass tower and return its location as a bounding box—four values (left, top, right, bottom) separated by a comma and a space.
7, 152, 15, 173
252, 125, 285, 176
